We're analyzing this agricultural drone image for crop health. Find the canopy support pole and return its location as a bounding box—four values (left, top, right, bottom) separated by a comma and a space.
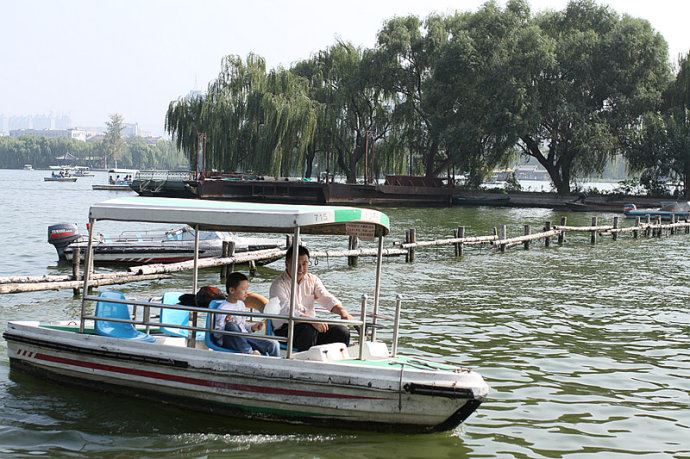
79, 218, 96, 333
371, 235, 384, 342
188, 225, 200, 348
286, 227, 301, 359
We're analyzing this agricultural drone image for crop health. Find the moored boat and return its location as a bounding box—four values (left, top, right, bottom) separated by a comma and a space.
47, 222, 284, 265
6, 197, 489, 432
623, 201, 690, 220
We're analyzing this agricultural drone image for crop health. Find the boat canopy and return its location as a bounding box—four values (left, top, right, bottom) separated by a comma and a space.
89, 197, 390, 236
108, 168, 139, 174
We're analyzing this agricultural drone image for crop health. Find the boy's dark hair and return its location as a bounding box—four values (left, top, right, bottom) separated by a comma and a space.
226, 272, 248, 292
285, 245, 309, 261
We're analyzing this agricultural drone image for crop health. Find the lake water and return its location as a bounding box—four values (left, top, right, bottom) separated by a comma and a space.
1, 169, 689, 457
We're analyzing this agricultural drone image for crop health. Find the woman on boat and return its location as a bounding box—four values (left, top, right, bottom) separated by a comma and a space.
269, 245, 353, 351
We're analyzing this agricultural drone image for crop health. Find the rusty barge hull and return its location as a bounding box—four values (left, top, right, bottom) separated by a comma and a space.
197, 179, 454, 206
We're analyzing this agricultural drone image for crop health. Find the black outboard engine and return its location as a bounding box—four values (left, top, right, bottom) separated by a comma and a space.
48, 223, 81, 260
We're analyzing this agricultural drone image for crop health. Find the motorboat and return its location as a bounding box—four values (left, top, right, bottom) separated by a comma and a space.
23, 164, 33, 170
44, 168, 77, 182
7, 197, 489, 432
623, 201, 690, 220
48, 222, 284, 265
93, 168, 139, 190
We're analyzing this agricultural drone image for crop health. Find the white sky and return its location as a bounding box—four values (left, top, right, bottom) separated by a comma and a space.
1, 0, 687, 135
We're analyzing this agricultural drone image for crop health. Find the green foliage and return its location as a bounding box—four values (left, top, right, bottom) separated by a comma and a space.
162, 0, 673, 191
102, 114, 126, 168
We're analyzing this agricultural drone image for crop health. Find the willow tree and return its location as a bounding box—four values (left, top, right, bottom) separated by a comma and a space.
625, 53, 690, 197
292, 42, 393, 183
426, 1, 537, 185
516, 0, 670, 194
166, 54, 316, 177
375, 14, 452, 178
165, 93, 205, 173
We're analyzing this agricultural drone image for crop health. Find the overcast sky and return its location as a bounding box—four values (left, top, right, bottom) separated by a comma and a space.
1, 0, 687, 135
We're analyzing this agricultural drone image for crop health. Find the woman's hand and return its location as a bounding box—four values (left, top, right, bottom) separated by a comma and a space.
251, 321, 264, 332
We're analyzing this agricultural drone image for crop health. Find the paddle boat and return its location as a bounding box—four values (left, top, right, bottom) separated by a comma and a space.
4, 197, 489, 432
72, 166, 94, 177
47, 222, 284, 265
623, 201, 690, 220
92, 168, 139, 190
44, 168, 77, 182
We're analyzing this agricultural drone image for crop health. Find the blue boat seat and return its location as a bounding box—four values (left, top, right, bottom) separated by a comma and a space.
266, 319, 295, 352
160, 292, 188, 338
95, 290, 155, 343
160, 291, 205, 340
204, 300, 239, 353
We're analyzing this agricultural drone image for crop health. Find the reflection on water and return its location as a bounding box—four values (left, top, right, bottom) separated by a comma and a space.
1, 169, 689, 457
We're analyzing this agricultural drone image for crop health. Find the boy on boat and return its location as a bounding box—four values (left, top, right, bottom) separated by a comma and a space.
270, 245, 353, 351
214, 272, 280, 357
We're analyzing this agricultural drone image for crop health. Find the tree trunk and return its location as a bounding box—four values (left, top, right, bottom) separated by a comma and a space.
424, 140, 439, 177
304, 143, 316, 178
521, 136, 571, 195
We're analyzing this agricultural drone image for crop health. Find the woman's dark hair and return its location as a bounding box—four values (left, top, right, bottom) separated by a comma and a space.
178, 285, 225, 308
285, 245, 309, 261
226, 272, 248, 292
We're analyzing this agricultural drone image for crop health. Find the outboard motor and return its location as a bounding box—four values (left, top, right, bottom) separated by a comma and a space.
47, 223, 81, 260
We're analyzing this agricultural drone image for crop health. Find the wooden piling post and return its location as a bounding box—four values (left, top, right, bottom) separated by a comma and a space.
645, 215, 651, 237
591, 217, 598, 244
348, 235, 359, 267
670, 214, 676, 235
220, 241, 230, 281
523, 225, 531, 250
405, 230, 411, 263
457, 226, 465, 257
499, 225, 507, 253
544, 221, 552, 247
285, 234, 293, 249
558, 217, 566, 244
612, 217, 619, 241
685, 219, 690, 234
227, 241, 236, 274
408, 228, 416, 262
656, 216, 662, 237
249, 260, 257, 276
633, 217, 640, 239
72, 247, 81, 296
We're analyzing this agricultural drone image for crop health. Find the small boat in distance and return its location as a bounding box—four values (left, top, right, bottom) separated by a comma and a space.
44, 168, 77, 182
73, 166, 94, 177
92, 168, 138, 190
47, 222, 285, 265
23, 164, 33, 170
623, 201, 690, 220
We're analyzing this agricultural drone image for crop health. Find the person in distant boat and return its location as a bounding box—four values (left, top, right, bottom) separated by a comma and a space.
214, 272, 280, 357
109, 176, 115, 184
269, 245, 352, 352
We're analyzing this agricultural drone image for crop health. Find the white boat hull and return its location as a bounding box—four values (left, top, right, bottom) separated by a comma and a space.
4, 321, 488, 432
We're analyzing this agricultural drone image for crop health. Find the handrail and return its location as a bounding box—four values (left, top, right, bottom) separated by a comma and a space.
82, 295, 369, 346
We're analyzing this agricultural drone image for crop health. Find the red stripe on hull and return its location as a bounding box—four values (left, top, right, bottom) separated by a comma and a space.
34, 352, 385, 400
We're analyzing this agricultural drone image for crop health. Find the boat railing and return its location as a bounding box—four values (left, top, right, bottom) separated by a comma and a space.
79, 295, 373, 353
136, 171, 194, 181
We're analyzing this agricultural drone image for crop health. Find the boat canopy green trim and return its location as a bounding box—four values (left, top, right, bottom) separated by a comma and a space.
89, 197, 390, 236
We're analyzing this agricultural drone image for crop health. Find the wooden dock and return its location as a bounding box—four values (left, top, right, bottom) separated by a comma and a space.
2, 214, 687, 295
